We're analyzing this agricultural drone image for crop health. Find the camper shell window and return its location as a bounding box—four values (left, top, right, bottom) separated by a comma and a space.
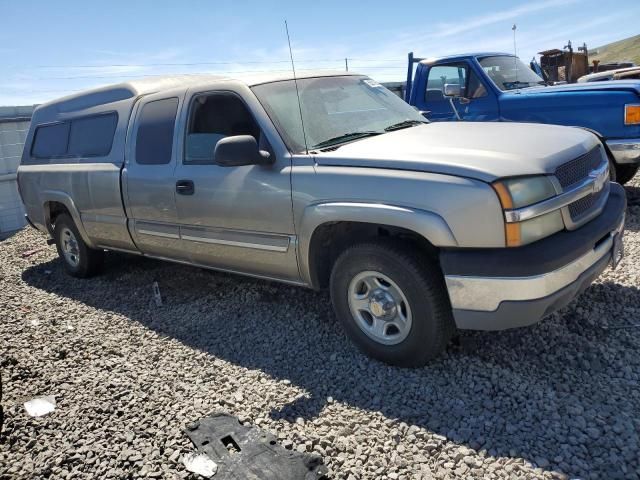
31, 112, 118, 159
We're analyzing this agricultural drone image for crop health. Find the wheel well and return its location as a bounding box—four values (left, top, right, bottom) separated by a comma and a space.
308, 222, 438, 289
45, 202, 71, 232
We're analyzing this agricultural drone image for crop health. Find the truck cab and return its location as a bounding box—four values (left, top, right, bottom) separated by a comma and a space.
406, 52, 640, 184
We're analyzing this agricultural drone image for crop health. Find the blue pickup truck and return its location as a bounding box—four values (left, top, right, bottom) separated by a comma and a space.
405, 52, 640, 184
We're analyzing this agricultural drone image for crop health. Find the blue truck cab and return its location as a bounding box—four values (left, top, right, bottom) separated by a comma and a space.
405, 52, 640, 183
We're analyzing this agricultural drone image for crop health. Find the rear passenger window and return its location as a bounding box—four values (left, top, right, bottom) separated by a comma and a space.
68, 113, 118, 157
136, 98, 179, 165
31, 122, 70, 158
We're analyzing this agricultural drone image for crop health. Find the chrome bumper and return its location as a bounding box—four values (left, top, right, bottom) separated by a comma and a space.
607, 138, 640, 164
445, 216, 624, 330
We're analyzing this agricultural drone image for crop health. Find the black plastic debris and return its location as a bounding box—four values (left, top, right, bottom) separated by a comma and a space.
185, 412, 328, 479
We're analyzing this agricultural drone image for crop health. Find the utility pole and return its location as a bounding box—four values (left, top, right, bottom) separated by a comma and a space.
345, 58, 349, 72
512, 24, 518, 85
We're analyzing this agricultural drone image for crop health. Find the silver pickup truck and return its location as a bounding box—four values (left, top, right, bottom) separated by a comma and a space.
18, 72, 626, 366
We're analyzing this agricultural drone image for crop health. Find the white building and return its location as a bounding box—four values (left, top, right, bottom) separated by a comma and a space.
0, 106, 33, 235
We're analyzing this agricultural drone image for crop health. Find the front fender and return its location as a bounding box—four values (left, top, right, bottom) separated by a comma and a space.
297, 201, 457, 286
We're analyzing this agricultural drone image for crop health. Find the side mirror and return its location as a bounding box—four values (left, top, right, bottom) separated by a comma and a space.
443, 83, 462, 97
442, 84, 463, 121
213, 135, 272, 167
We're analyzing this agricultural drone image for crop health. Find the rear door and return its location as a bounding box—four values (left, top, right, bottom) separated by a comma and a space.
122, 92, 187, 259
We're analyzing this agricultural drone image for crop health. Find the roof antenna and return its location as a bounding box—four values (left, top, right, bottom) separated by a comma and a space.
285, 20, 309, 154
512, 24, 519, 90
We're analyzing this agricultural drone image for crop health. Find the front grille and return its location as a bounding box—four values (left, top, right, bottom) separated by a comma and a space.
568, 184, 607, 219
554, 146, 608, 223
555, 146, 602, 189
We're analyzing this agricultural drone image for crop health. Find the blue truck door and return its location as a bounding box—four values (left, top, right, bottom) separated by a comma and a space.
416, 61, 499, 121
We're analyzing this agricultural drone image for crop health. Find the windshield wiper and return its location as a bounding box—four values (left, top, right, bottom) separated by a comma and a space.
312, 131, 382, 150
504, 80, 536, 90
384, 119, 428, 132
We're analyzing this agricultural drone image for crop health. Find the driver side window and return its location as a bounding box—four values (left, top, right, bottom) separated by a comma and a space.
184, 92, 262, 165
425, 64, 487, 102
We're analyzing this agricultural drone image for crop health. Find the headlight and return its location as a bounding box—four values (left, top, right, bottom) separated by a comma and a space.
492, 176, 564, 247
625, 104, 640, 125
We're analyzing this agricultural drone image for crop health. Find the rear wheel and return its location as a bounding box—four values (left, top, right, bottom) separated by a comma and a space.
53, 214, 104, 277
330, 240, 455, 367
614, 163, 639, 185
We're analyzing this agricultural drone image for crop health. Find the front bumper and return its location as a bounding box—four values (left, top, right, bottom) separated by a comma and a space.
607, 138, 640, 164
441, 183, 626, 331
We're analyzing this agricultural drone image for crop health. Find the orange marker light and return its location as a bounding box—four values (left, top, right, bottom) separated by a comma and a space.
625, 105, 640, 125
492, 181, 521, 247
504, 223, 522, 247
492, 182, 514, 209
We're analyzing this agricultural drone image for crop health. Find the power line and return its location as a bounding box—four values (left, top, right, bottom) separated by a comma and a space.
16, 64, 405, 82
5, 64, 406, 97
4, 58, 405, 71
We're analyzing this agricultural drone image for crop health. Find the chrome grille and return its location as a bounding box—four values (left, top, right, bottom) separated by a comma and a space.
555, 147, 602, 189
554, 146, 608, 223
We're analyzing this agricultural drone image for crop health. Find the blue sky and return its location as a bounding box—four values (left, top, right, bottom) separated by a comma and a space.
1, 0, 639, 105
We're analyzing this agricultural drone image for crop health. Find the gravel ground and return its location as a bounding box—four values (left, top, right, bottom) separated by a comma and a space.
1, 180, 639, 480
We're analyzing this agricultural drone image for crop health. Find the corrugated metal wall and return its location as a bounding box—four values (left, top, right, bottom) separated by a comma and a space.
0, 106, 33, 234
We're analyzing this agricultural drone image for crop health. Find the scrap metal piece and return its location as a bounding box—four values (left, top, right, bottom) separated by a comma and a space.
185, 412, 328, 480
20, 246, 46, 258
24, 395, 56, 417
152, 281, 163, 306
182, 452, 218, 478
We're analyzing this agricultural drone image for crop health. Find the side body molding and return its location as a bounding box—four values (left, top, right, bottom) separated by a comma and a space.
297, 201, 458, 286
42, 190, 96, 248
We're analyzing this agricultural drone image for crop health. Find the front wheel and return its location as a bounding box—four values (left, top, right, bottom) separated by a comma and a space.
330, 240, 455, 367
53, 213, 104, 277
614, 163, 639, 185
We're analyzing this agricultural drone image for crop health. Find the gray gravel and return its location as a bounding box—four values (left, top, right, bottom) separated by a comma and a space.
1, 180, 640, 480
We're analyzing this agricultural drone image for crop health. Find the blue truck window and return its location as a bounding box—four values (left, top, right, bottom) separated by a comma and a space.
31, 122, 70, 158
68, 113, 118, 157
426, 65, 464, 103
467, 70, 487, 99
478, 56, 544, 90
135, 97, 179, 165
426, 64, 486, 102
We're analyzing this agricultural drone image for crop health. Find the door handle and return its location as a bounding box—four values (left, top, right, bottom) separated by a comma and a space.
176, 179, 195, 195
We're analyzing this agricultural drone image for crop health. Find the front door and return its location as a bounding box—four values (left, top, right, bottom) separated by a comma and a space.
173, 89, 298, 281
122, 93, 187, 260
420, 62, 499, 121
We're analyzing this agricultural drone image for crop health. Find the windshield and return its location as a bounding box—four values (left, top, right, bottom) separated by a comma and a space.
479, 56, 545, 91
252, 76, 426, 152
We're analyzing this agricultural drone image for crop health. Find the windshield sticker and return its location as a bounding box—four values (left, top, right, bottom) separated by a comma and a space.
364, 79, 383, 89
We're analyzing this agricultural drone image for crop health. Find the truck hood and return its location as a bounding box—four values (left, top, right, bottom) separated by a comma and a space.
506, 79, 640, 96
314, 122, 600, 183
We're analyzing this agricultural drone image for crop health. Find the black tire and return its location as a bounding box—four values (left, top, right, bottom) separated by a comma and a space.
53, 213, 104, 278
614, 163, 639, 185
608, 156, 617, 183
330, 240, 455, 367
